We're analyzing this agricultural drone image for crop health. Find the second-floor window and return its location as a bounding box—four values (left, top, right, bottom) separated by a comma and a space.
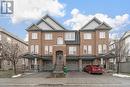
32, 33, 38, 39
99, 32, 105, 38
84, 33, 92, 39
65, 32, 75, 41
45, 46, 52, 54
45, 33, 52, 40
83, 45, 92, 54
98, 44, 107, 54
30, 45, 39, 54
57, 37, 63, 45
69, 47, 76, 55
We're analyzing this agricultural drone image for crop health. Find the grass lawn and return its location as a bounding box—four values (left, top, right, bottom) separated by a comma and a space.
0, 70, 14, 78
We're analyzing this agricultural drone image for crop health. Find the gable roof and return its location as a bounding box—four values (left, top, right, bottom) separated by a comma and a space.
43, 14, 66, 30
26, 24, 41, 31
80, 17, 111, 30
81, 17, 102, 30
96, 22, 112, 30
37, 18, 55, 30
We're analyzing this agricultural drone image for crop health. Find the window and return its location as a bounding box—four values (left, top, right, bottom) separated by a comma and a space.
84, 33, 92, 39
99, 32, 105, 38
88, 45, 92, 54
32, 33, 38, 39
35, 45, 39, 54
103, 44, 107, 53
65, 32, 75, 41
69, 47, 76, 55
45, 33, 52, 40
30, 45, 39, 54
98, 44, 107, 54
45, 46, 53, 54
57, 37, 63, 45
31, 45, 34, 53
83, 45, 92, 54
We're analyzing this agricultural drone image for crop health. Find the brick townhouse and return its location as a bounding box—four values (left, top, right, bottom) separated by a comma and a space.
26, 15, 111, 71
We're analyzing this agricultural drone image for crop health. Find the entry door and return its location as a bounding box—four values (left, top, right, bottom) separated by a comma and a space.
56, 51, 63, 65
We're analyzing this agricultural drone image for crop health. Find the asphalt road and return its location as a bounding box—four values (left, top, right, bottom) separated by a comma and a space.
0, 72, 130, 87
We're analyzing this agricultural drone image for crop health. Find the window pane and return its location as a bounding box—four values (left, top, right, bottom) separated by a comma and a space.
69, 47, 76, 55
98, 44, 102, 54
65, 32, 75, 40
84, 33, 92, 39
35, 45, 39, 54
45, 46, 48, 54
49, 46, 52, 54
32, 33, 38, 39
57, 37, 63, 45
31, 45, 34, 53
99, 32, 105, 38
83, 45, 87, 54
45, 33, 52, 40
88, 45, 92, 54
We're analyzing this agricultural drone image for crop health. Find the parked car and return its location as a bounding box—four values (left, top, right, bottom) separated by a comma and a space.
83, 65, 104, 74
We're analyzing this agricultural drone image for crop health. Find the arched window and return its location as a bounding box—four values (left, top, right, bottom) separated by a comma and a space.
57, 37, 63, 45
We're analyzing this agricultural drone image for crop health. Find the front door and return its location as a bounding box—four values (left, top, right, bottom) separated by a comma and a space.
56, 51, 63, 65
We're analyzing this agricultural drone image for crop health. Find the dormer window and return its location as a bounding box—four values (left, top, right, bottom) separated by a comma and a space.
65, 32, 75, 41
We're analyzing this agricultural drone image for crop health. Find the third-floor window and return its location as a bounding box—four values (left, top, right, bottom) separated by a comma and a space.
65, 32, 75, 41
45, 33, 52, 40
84, 33, 92, 39
32, 33, 38, 39
99, 32, 105, 38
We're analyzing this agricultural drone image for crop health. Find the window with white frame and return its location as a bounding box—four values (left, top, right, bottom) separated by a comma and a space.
88, 45, 92, 54
83, 45, 92, 54
69, 47, 76, 55
65, 32, 75, 41
45, 33, 52, 40
45, 46, 52, 54
57, 37, 63, 45
84, 33, 92, 39
30, 45, 39, 54
98, 44, 107, 54
30, 45, 34, 53
99, 32, 105, 38
98, 44, 102, 54
32, 33, 38, 39
103, 44, 107, 53
35, 45, 39, 54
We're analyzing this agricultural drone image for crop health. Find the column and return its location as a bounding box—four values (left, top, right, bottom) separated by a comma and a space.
79, 59, 82, 72
34, 58, 38, 72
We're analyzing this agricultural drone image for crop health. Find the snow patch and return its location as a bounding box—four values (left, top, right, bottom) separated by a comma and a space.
113, 74, 130, 78
12, 74, 22, 78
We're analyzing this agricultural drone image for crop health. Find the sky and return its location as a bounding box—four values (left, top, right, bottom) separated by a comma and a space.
0, 0, 130, 41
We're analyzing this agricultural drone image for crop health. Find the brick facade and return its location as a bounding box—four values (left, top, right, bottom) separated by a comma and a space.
27, 15, 111, 71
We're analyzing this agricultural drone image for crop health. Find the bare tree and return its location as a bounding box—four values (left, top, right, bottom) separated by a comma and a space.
112, 39, 130, 73
0, 41, 24, 75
